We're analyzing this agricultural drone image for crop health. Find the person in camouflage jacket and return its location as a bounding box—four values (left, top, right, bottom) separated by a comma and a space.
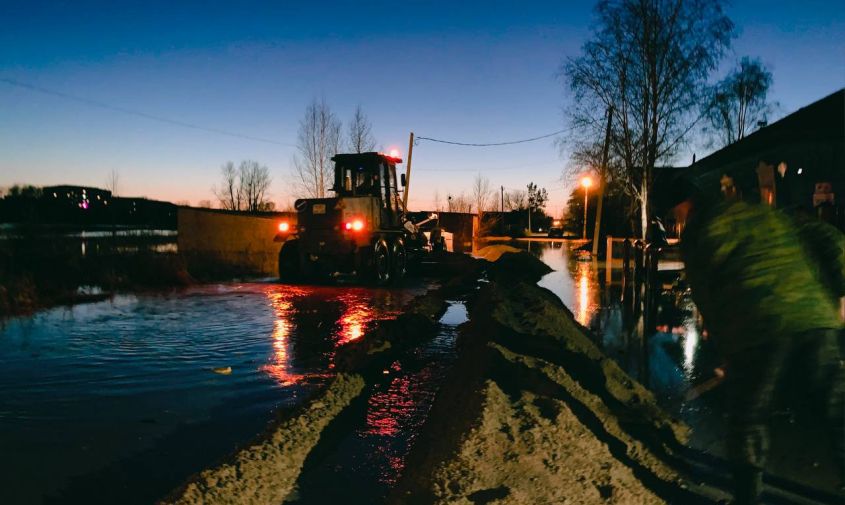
679, 197, 844, 505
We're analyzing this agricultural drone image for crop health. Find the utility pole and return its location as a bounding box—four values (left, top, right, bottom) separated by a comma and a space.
500, 185, 505, 235
528, 204, 532, 235
592, 107, 613, 257
403, 132, 414, 211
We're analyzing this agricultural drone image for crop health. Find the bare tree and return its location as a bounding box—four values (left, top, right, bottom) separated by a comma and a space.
238, 160, 273, 212
504, 189, 528, 211
214, 161, 241, 210
446, 193, 472, 213
197, 199, 214, 208
105, 169, 120, 196
563, 0, 733, 238
293, 98, 342, 198
704, 57, 775, 147
213, 160, 273, 212
471, 174, 495, 215
433, 189, 443, 212
346, 105, 376, 153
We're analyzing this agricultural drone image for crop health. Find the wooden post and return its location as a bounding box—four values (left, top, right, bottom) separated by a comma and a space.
605, 235, 613, 284
622, 238, 632, 299
592, 107, 613, 256
642, 243, 661, 386
403, 132, 414, 211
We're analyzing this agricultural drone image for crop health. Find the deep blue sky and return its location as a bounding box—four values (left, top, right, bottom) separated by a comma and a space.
1, 0, 843, 214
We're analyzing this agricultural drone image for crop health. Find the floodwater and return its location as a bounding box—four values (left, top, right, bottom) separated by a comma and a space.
519, 239, 842, 498
0, 282, 427, 505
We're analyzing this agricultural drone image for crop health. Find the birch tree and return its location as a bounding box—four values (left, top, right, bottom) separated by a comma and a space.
704, 57, 774, 147
563, 0, 733, 238
293, 98, 342, 198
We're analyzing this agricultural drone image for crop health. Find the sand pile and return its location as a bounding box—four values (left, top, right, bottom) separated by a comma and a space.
160, 374, 365, 505
392, 252, 699, 505
473, 244, 522, 262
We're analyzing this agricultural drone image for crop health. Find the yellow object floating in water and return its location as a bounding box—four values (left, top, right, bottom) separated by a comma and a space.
212, 366, 232, 375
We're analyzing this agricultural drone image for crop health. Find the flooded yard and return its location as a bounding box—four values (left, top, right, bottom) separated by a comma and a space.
0, 282, 427, 505
516, 238, 842, 499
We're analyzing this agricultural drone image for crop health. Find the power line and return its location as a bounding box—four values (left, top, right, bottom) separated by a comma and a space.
0, 77, 296, 147
416, 126, 573, 147
416, 159, 562, 172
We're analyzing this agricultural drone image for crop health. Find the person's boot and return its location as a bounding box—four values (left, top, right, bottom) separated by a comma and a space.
733, 465, 763, 505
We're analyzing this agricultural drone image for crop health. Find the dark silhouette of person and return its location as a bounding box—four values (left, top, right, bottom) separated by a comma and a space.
659, 174, 844, 504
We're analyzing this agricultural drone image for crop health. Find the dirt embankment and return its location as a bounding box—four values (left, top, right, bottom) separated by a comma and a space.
391, 252, 700, 505
161, 253, 484, 505
162, 374, 365, 505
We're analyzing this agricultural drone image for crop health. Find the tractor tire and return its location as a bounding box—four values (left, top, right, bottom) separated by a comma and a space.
372, 239, 391, 286
391, 238, 407, 284
278, 239, 301, 282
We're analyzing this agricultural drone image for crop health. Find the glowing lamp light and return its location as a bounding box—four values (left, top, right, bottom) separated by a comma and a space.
581, 176, 593, 189
278, 222, 290, 232
389, 149, 400, 158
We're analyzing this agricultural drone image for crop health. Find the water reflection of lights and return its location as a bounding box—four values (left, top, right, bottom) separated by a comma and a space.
575, 261, 596, 326
262, 289, 305, 386
337, 290, 402, 345
682, 325, 698, 377
338, 298, 375, 345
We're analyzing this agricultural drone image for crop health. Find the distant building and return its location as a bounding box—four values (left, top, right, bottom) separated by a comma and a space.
1, 184, 176, 229
43, 185, 113, 212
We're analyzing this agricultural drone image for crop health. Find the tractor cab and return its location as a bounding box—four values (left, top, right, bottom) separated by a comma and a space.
331, 152, 405, 229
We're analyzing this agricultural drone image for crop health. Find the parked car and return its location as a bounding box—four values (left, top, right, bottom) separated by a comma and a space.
547, 219, 564, 238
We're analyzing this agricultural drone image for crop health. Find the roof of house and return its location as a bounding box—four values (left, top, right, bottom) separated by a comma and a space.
689, 88, 844, 179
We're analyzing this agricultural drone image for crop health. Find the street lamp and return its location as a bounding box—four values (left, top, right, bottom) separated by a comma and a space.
581, 176, 593, 240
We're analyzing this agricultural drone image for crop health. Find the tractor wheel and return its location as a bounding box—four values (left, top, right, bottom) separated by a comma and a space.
391, 238, 407, 284
372, 239, 391, 286
278, 239, 301, 282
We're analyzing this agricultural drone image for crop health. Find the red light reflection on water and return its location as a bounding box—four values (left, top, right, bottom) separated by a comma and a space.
260, 286, 411, 385
337, 289, 402, 345
363, 362, 437, 483
366, 374, 413, 437
338, 298, 374, 344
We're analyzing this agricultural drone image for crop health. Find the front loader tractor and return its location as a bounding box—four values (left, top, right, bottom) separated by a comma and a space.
275, 152, 434, 285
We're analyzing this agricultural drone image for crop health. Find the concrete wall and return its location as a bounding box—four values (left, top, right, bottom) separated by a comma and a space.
177, 207, 295, 276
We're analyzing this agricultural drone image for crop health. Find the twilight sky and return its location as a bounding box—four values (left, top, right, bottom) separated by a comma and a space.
1, 0, 843, 216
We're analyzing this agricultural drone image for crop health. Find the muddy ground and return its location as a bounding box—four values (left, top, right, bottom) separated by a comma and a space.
162, 249, 731, 504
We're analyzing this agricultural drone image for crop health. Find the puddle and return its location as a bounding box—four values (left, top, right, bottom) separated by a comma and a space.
288, 301, 468, 503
